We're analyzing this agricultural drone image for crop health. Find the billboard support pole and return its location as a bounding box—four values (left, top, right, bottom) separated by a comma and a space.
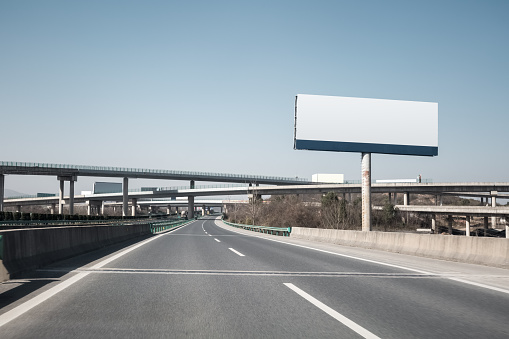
361, 152, 371, 231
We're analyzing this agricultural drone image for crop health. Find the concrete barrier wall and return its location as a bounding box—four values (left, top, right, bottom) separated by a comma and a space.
0, 224, 152, 281
291, 228, 509, 269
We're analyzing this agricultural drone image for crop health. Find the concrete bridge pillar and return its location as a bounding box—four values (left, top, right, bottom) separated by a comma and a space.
491, 192, 497, 228
69, 180, 75, 215
188, 196, 195, 219
122, 177, 129, 217
131, 198, 137, 217
484, 217, 489, 234
393, 193, 397, 205
448, 215, 453, 234
0, 173, 4, 212
431, 214, 437, 234
87, 200, 102, 216
50, 203, 56, 215
59, 179, 65, 214
403, 192, 409, 206
188, 180, 195, 219
57, 176, 77, 215
202, 204, 206, 216
465, 216, 471, 237
167, 205, 171, 215
16, 205, 21, 213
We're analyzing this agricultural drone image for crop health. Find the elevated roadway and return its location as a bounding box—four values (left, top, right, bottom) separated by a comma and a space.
0, 161, 309, 185
4, 182, 509, 212
0, 161, 309, 217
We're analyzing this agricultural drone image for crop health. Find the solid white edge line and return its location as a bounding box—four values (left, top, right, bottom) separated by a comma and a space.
284, 283, 380, 339
216, 218, 509, 294
215, 220, 430, 274
0, 220, 196, 328
91, 220, 193, 269
90, 234, 163, 269
228, 248, 245, 257
0, 272, 90, 327
447, 278, 509, 295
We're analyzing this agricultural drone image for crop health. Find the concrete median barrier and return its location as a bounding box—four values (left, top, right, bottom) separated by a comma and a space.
0, 224, 152, 282
291, 227, 509, 268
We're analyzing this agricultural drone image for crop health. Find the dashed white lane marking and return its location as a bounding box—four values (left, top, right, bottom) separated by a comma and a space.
216, 219, 509, 295
228, 248, 245, 257
284, 283, 380, 339
214, 238, 221, 242
0, 220, 195, 328
216, 221, 429, 274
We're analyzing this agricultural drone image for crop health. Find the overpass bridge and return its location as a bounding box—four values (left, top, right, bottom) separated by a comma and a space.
0, 161, 310, 217
4, 181, 509, 234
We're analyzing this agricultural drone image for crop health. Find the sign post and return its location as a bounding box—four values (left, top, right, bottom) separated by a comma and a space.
361, 152, 371, 231
294, 94, 438, 231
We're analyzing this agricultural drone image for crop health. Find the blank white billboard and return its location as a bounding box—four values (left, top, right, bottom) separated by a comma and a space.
294, 94, 438, 156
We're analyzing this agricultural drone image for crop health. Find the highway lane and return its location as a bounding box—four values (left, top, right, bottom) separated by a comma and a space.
1, 216, 508, 338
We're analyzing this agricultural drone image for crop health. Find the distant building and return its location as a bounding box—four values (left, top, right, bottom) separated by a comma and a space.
312, 174, 344, 183
37, 193, 57, 197
94, 182, 122, 194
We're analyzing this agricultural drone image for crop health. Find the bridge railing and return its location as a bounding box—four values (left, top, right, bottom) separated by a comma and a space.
222, 218, 291, 236
0, 161, 308, 183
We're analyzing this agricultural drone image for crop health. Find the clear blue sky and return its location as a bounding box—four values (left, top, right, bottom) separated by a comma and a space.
1, 1, 508, 194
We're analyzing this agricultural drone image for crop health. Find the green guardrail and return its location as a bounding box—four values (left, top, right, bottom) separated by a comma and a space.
221, 218, 291, 237
148, 217, 198, 234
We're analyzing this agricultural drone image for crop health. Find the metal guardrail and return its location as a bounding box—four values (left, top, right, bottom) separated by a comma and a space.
222, 218, 291, 236
148, 218, 197, 234
0, 215, 179, 229
0, 219, 115, 228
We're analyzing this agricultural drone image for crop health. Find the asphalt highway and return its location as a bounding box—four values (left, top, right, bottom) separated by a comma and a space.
1, 216, 508, 338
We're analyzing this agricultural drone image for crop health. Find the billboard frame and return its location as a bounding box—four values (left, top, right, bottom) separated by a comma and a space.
293, 94, 438, 232
294, 94, 438, 157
